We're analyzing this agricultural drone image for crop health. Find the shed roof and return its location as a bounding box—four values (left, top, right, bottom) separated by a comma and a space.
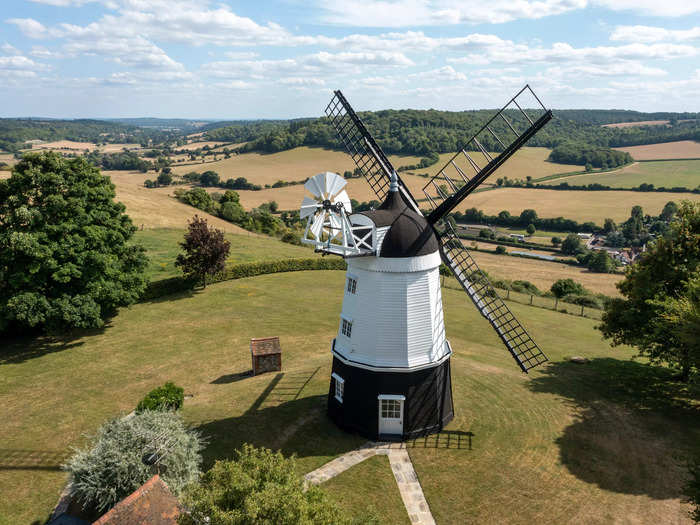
92, 475, 179, 525
250, 336, 281, 356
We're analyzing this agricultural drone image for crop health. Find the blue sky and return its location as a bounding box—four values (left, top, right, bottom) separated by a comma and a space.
0, 0, 699, 119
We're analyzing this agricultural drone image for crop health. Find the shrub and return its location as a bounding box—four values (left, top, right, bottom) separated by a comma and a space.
136, 382, 184, 412
64, 410, 203, 515
281, 231, 302, 245
526, 223, 536, 235
511, 280, 541, 296
551, 278, 586, 298
495, 245, 507, 254
178, 444, 378, 525
562, 293, 601, 308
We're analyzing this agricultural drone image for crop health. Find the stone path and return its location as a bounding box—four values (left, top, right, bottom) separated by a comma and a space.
305, 442, 436, 525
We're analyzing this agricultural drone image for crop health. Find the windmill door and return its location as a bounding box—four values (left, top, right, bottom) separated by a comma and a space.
378, 395, 404, 436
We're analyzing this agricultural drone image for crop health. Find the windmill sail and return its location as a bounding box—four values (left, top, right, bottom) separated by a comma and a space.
424, 85, 552, 224
325, 90, 419, 209
440, 220, 547, 372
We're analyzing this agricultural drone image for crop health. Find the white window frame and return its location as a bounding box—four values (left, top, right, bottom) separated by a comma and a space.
341, 317, 353, 338
331, 373, 344, 403
346, 274, 358, 295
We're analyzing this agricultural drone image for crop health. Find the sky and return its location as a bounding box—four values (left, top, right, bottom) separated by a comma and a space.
0, 0, 699, 119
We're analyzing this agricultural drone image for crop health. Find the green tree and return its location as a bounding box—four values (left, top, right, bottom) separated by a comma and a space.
65, 410, 203, 515
519, 209, 538, 225
526, 223, 536, 235
176, 187, 216, 214
660, 201, 679, 221
551, 236, 561, 246
603, 218, 616, 233
600, 201, 700, 381
551, 278, 586, 298
175, 216, 231, 288
199, 170, 220, 187
0, 152, 147, 334
178, 444, 377, 525
587, 250, 617, 273
220, 200, 247, 224
157, 171, 173, 186
495, 245, 507, 254
561, 233, 583, 255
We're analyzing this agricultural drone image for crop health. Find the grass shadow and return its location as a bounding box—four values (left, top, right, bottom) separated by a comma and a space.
0, 448, 68, 472
0, 324, 110, 365
211, 370, 252, 384
528, 357, 700, 499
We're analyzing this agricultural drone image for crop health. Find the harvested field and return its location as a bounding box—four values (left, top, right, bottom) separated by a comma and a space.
602, 120, 670, 128
615, 140, 700, 160
542, 160, 700, 189
105, 170, 252, 233
178, 141, 229, 151
26, 141, 141, 153
413, 147, 582, 181
455, 187, 700, 223
172, 146, 424, 186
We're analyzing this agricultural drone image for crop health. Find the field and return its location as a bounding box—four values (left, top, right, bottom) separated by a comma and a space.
615, 140, 700, 160
542, 160, 700, 190
177, 141, 229, 151
26, 141, 142, 153
1, 271, 697, 524
105, 170, 251, 233
455, 187, 700, 223
602, 120, 670, 128
134, 228, 316, 280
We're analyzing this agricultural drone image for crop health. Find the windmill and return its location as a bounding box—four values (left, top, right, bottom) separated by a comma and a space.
300, 86, 552, 441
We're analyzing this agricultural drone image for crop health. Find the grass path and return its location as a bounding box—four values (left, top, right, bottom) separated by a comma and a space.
1, 271, 698, 524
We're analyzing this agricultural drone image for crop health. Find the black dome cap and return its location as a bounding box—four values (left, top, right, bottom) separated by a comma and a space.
359, 190, 438, 258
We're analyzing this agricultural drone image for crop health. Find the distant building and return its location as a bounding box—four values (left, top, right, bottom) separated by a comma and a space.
509, 234, 526, 241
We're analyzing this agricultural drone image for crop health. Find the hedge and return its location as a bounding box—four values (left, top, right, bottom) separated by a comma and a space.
142, 257, 347, 301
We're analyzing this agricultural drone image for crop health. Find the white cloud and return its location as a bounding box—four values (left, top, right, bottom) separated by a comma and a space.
315, 0, 587, 26
280, 77, 326, 86
306, 51, 414, 67
7, 18, 52, 39
610, 25, 700, 43
29, 0, 98, 5
410, 65, 467, 81
594, 0, 700, 17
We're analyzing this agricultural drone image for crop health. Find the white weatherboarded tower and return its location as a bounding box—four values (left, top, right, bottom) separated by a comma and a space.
301, 171, 454, 440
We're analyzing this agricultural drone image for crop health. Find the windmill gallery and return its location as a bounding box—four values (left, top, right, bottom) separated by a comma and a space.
299, 87, 552, 441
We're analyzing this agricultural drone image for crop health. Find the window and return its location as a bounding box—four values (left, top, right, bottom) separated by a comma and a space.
332, 373, 344, 403
346, 276, 357, 294
341, 318, 353, 338
380, 399, 401, 419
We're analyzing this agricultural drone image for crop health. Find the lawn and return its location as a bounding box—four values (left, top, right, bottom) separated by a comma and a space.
2, 271, 697, 524
133, 228, 317, 280
457, 187, 700, 224
541, 160, 700, 190
615, 140, 700, 160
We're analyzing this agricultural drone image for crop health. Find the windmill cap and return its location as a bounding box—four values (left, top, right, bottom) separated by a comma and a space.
359, 190, 438, 258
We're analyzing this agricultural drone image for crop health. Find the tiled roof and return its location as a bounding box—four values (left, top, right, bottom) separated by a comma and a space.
92, 475, 179, 525
250, 336, 281, 356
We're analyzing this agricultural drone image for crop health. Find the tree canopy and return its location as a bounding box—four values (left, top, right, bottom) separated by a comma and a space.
175, 215, 231, 287
0, 152, 148, 334
599, 201, 700, 381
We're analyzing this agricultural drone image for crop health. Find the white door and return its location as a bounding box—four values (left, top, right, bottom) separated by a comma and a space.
378, 397, 404, 435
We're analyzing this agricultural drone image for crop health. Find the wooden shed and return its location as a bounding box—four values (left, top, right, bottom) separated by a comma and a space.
250, 337, 282, 376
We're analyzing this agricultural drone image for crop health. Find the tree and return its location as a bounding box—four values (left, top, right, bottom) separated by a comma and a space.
199, 170, 220, 187
157, 171, 173, 186
0, 152, 147, 334
600, 201, 700, 382
495, 245, 507, 254
551, 236, 561, 246
175, 216, 231, 288
526, 223, 536, 235
660, 201, 679, 221
176, 187, 216, 213
603, 218, 616, 233
220, 200, 247, 224
561, 233, 583, 255
519, 209, 538, 225
178, 444, 377, 525
551, 278, 586, 298
587, 250, 617, 273
64, 410, 203, 515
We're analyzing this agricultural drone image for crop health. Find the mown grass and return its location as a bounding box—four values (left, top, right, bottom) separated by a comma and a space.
1, 271, 698, 524
133, 228, 316, 280
541, 160, 700, 190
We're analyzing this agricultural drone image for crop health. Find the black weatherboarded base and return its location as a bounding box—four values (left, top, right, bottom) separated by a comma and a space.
327, 356, 454, 441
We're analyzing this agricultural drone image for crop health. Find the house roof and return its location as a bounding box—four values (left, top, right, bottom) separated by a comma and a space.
250, 336, 281, 356
92, 475, 179, 525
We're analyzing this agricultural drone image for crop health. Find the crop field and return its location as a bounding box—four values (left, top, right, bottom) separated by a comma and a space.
602, 120, 670, 128
25, 141, 142, 153
615, 140, 700, 160
542, 160, 700, 189
454, 187, 700, 223
134, 228, 316, 280
1, 271, 697, 524
106, 170, 251, 233
415, 147, 583, 181
172, 146, 424, 186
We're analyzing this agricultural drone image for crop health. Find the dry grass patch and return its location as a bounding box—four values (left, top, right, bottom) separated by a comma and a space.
615, 140, 700, 160
106, 170, 251, 233
602, 120, 670, 128
457, 187, 700, 223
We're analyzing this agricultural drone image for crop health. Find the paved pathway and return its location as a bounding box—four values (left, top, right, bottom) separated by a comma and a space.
304, 442, 436, 525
